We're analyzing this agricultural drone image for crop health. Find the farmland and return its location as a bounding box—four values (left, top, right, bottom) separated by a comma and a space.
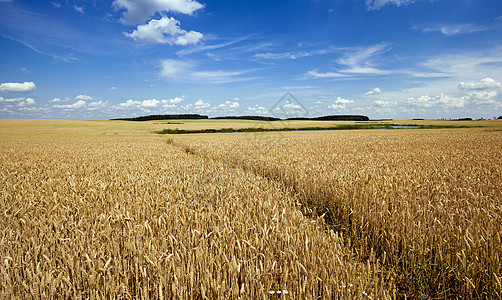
1, 119, 501, 298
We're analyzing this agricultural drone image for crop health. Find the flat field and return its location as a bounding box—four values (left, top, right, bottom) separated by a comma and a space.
1, 119, 501, 299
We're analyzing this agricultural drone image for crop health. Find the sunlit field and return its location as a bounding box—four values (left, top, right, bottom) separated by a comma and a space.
1, 119, 501, 298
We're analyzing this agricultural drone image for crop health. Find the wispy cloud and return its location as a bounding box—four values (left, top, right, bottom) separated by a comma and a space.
308, 43, 392, 78
176, 36, 252, 56
160, 59, 259, 83
253, 47, 339, 60
73, 5, 84, 14
417, 24, 488, 35
307, 70, 348, 78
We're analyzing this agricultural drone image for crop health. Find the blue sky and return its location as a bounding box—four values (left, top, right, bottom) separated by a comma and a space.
1, 0, 501, 120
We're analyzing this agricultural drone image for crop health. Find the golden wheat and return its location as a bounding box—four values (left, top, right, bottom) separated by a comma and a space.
174, 128, 502, 299
0, 128, 389, 298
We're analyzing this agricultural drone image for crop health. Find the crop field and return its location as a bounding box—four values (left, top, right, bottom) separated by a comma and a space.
1, 119, 501, 299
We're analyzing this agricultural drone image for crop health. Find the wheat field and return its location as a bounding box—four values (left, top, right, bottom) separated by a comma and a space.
173, 127, 502, 299
0, 122, 389, 299
1, 119, 501, 298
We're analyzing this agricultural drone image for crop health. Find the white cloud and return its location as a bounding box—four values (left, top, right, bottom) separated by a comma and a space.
0, 97, 35, 106
364, 87, 382, 95
49, 97, 70, 103
160, 59, 192, 78
116, 96, 186, 111
406, 91, 499, 109
113, 0, 204, 25
141, 99, 160, 108
334, 97, 354, 104
161, 96, 185, 107
175, 30, 203, 46
110, 86, 117, 90
53, 100, 86, 109
246, 105, 268, 115
419, 24, 487, 35
328, 97, 355, 111
194, 99, 210, 109
125, 16, 202, 45
0, 81, 36, 93
218, 100, 240, 109
118, 99, 140, 109
74, 5, 84, 14
0, 97, 24, 103
307, 69, 347, 78
190, 69, 255, 83
366, 0, 417, 10
458, 78, 501, 90
374, 100, 395, 106
421, 49, 502, 79
309, 43, 392, 78
328, 103, 348, 111
88, 101, 108, 110
337, 43, 391, 74
253, 47, 337, 60
76, 94, 93, 101
160, 59, 257, 83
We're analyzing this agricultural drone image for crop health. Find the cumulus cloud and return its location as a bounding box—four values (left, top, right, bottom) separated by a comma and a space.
458, 78, 501, 90
328, 97, 356, 111
118, 99, 140, 109
49, 97, 70, 103
283, 102, 302, 110
366, 0, 417, 10
53, 100, 86, 109
407, 91, 499, 108
76, 94, 93, 101
0, 97, 35, 106
88, 101, 107, 110
246, 105, 268, 115
161, 96, 185, 107
218, 100, 240, 110
364, 87, 382, 95
194, 99, 210, 109
116, 96, 186, 111
334, 97, 354, 104
374, 99, 396, 106
0, 81, 36, 93
141, 99, 160, 108
113, 0, 204, 25
125, 16, 202, 45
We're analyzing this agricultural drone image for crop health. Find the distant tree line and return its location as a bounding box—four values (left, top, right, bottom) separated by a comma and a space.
111, 114, 370, 121
212, 116, 281, 121
287, 115, 370, 121
112, 114, 209, 121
